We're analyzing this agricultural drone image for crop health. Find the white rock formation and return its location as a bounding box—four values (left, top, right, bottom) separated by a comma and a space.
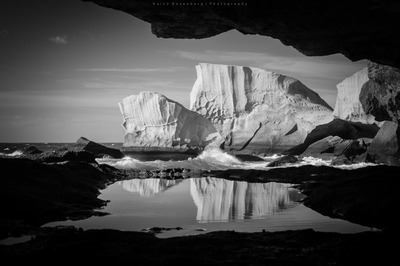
119, 178, 181, 197
119, 91, 222, 150
333, 67, 375, 123
190, 63, 334, 154
190, 177, 297, 222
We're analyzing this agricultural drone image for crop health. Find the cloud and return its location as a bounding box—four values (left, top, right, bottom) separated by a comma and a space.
75, 67, 187, 73
50, 35, 68, 44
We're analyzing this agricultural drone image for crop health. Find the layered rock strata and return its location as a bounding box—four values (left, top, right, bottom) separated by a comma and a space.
190, 63, 333, 154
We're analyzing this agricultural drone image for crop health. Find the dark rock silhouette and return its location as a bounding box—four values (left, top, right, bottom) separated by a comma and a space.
1, 227, 398, 265
0, 157, 118, 239
82, 0, 400, 68
74, 137, 124, 158
360, 61, 400, 122
27, 150, 97, 164
22, 146, 43, 155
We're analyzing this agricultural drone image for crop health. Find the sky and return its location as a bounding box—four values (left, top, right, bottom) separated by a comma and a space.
0, 0, 367, 143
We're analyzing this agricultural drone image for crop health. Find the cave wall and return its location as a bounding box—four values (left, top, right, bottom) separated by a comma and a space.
83, 0, 400, 68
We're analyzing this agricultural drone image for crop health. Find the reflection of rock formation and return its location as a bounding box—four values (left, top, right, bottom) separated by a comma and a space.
120, 178, 181, 197
190, 177, 297, 222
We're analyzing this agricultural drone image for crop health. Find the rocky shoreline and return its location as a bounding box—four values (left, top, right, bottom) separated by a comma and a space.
1, 139, 399, 263
0, 151, 400, 265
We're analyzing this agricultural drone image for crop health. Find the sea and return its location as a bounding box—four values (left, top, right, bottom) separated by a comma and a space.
0, 142, 378, 240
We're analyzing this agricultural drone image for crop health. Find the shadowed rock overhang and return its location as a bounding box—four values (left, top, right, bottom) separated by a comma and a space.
82, 0, 400, 68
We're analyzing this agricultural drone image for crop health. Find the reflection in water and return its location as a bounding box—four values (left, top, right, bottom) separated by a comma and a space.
190, 177, 299, 222
119, 177, 303, 222
120, 178, 182, 197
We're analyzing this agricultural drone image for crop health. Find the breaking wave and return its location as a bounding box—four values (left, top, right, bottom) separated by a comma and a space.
97, 147, 376, 171
0, 150, 23, 157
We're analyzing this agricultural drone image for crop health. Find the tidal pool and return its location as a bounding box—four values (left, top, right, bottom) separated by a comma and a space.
45, 177, 374, 237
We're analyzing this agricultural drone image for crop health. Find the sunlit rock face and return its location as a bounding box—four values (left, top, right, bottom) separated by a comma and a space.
119, 92, 222, 151
190, 177, 298, 222
190, 63, 333, 154
120, 178, 181, 197
333, 68, 374, 124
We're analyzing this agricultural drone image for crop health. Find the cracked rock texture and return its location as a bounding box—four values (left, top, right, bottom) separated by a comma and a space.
190, 63, 333, 154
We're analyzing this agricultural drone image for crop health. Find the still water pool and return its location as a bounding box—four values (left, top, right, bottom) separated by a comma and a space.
46, 177, 374, 237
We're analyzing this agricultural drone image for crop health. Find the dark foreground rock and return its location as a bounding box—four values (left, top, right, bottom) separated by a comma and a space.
25, 150, 97, 163
74, 136, 124, 158
21, 146, 43, 155
0, 157, 123, 239
0, 227, 398, 265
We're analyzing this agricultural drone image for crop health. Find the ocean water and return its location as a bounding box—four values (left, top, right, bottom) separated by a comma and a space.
98, 146, 376, 171
2, 143, 377, 237
0, 142, 375, 171
0, 142, 122, 156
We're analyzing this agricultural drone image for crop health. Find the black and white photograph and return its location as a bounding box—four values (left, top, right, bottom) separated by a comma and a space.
1, 0, 399, 264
